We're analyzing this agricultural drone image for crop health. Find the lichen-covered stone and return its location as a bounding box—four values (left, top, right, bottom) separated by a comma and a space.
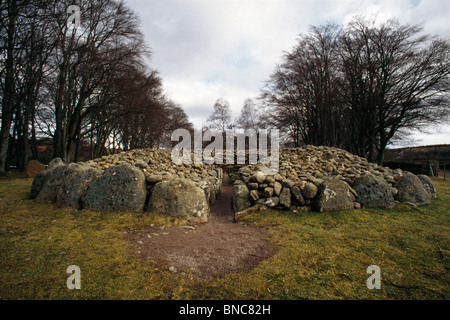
291, 186, 305, 205
56, 163, 102, 208
263, 187, 274, 198
395, 172, 431, 205
301, 182, 318, 199
313, 178, 356, 212
148, 178, 209, 223
232, 184, 251, 212
30, 158, 65, 199
248, 182, 259, 190
353, 174, 395, 208
279, 187, 291, 208
250, 189, 260, 202
417, 174, 436, 199
35, 164, 73, 204
82, 163, 146, 212
256, 197, 279, 208
252, 171, 267, 183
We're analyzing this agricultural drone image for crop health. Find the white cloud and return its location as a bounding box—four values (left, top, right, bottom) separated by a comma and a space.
127, 0, 449, 144
391, 124, 450, 148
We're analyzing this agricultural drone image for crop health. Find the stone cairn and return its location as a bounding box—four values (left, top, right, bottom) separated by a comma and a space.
231, 146, 436, 221
30, 146, 436, 223
31, 148, 222, 223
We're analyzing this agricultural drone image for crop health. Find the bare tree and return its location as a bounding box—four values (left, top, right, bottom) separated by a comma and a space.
236, 98, 261, 131
45, 0, 150, 161
261, 23, 343, 147
10, 1, 56, 169
262, 17, 450, 163
340, 16, 450, 163
0, 0, 20, 173
0, 0, 193, 169
207, 98, 233, 131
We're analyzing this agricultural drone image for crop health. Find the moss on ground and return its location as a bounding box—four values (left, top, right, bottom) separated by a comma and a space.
0, 171, 448, 299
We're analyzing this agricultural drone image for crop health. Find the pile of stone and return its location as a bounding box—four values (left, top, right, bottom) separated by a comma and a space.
31, 148, 223, 223
82, 148, 224, 208
232, 146, 436, 218
30, 145, 437, 223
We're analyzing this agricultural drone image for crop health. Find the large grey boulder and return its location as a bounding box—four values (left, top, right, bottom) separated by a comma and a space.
312, 178, 356, 212
395, 172, 431, 205
35, 163, 71, 203
82, 163, 147, 212
31, 170, 50, 199
30, 158, 65, 199
353, 174, 395, 208
47, 157, 64, 170
55, 163, 102, 208
232, 184, 251, 212
148, 178, 209, 223
417, 174, 436, 199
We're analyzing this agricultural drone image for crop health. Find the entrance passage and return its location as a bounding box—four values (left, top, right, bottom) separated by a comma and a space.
128, 184, 275, 278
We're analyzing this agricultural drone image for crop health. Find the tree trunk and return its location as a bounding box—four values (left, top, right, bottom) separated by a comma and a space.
0, 0, 17, 173
30, 117, 39, 161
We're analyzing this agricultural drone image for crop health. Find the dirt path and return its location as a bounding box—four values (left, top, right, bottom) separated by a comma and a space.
128, 185, 275, 278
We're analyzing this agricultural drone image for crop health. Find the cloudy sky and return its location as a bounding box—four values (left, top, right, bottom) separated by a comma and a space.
126, 0, 449, 147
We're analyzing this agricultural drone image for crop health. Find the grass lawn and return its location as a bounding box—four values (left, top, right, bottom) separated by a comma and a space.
0, 171, 449, 300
